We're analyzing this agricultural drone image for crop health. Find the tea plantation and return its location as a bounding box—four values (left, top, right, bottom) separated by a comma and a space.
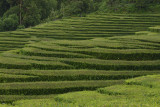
0, 13, 160, 106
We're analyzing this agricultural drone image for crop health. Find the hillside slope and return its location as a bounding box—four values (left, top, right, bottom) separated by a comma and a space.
1, 75, 160, 107
0, 14, 160, 104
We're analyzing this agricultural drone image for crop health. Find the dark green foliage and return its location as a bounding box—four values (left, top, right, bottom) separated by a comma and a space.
34, 0, 57, 20
0, 19, 4, 31
99, 0, 160, 13
131, 0, 160, 10
3, 6, 19, 18
0, 0, 57, 31
2, 14, 19, 31
6, 0, 19, 7
0, 0, 10, 16
23, 1, 41, 27
1, 0, 160, 32
17, 25, 25, 30
60, 0, 96, 17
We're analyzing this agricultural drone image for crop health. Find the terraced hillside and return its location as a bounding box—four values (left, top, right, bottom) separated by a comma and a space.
1, 75, 160, 107
0, 14, 160, 105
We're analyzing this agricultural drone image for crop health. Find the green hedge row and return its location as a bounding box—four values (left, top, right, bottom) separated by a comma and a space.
0, 42, 26, 45
0, 80, 124, 95
63, 61, 160, 71
0, 77, 39, 83
0, 62, 72, 70
18, 48, 92, 58
1, 70, 160, 82
77, 52, 160, 60
149, 27, 160, 33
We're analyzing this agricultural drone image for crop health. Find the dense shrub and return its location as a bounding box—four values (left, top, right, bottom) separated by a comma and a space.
98, 0, 160, 13
149, 4, 160, 13
0, 19, 4, 31
60, 1, 84, 17
2, 14, 19, 31
3, 6, 19, 18
0, 0, 58, 31
60, 0, 95, 17
17, 25, 25, 30
23, 1, 41, 27
0, 0, 10, 17
34, 0, 57, 20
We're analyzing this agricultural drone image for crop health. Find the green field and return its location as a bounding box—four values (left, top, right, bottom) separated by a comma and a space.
0, 13, 160, 106
1, 75, 160, 107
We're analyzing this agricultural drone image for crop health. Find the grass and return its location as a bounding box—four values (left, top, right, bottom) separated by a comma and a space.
0, 75, 159, 107
0, 13, 160, 106
126, 75, 160, 88
149, 26, 160, 33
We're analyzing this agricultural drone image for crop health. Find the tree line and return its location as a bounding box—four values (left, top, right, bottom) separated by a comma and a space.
0, 0, 160, 32
0, 0, 57, 31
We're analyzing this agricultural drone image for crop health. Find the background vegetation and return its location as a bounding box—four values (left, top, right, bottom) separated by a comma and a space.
0, 0, 160, 31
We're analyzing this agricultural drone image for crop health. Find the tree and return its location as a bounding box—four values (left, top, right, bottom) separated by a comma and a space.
3, 6, 19, 18
6, 0, 19, 7
34, 0, 57, 20
23, 1, 41, 27
0, 0, 10, 16
0, 19, 4, 31
19, 0, 23, 25
57, 0, 63, 10
3, 14, 19, 31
